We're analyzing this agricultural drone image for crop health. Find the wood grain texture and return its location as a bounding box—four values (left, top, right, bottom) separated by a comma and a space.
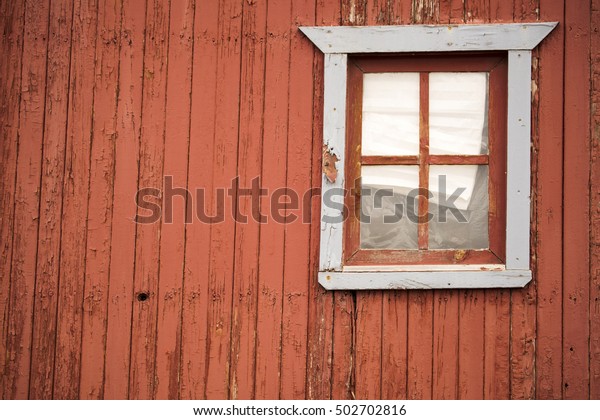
254, 0, 291, 399
202, 0, 243, 399
53, 0, 98, 399
79, 0, 122, 399
180, 0, 220, 400
562, 0, 591, 399
591, 0, 600, 399
2, 0, 48, 399
153, 0, 194, 400
535, 0, 564, 400
103, 0, 146, 399
28, 0, 73, 400
330, 291, 355, 399
407, 290, 433, 399
279, 0, 316, 400
128, 0, 169, 400
0, 0, 24, 400
227, 0, 267, 401
458, 291, 484, 399
253, 0, 293, 400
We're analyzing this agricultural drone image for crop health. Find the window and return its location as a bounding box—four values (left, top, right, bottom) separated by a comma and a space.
344, 54, 507, 267
300, 23, 557, 289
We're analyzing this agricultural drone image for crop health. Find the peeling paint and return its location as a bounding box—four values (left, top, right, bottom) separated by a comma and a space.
322, 145, 339, 183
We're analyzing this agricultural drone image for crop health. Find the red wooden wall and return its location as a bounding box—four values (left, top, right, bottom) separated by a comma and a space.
0, 0, 598, 399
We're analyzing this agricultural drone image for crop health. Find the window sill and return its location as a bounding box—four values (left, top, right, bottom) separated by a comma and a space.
318, 268, 531, 290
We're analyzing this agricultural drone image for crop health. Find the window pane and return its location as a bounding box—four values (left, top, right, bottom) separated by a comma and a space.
428, 165, 489, 249
429, 72, 488, 155
362, 73, 420, 156
360, 165, 419, 249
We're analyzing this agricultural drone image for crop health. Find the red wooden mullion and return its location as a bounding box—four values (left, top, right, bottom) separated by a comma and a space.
418, 72, 430, 250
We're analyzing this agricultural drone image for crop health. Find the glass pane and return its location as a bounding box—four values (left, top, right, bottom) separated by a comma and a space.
429, 72, 489, 155
428, 165, 489, 249
360, 165, 419, 250
362, 73, 420, 156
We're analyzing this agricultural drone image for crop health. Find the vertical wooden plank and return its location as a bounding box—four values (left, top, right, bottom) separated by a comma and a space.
354, 293, 382, 399
2, 0, 49, 399
562, 0, 590, 400
254, 0, 291, 400
53, 0, 98, 400
483, 291, 510, 398
279, 0, 315, 400
407, 291, 433, 399
432, 292, 458, 399
128, 0, 169, 400
79, 0, 122, 399
330, 292, 355, 399
350, 0, 382, 401
448, 0, 466, 23
28, 0, 73, 400
181, 0, 219, 400
306, 0, 339, 400
382, 291, 409, 399
490, 0, 514, 22
516, 0, 539, 21
590, 0, 600, 400
389, 0, 411, 24
228, 0, 266, 400
412, 0, 439, 23
342, 0, 367, 26
458, 292, 485, 399
179, 0, 218, 400
103, 0, 146, 399
153, 0, 194, 400
382, 0, 411, 401
202, 0, 243, 399
465, 0, 490, 22
366, 0, 392, 24
509, 0, 538, 400
0, 0, 24, 399
534, 0, 564, 400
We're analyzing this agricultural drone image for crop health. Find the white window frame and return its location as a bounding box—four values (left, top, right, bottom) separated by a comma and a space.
300, 23, 557, 290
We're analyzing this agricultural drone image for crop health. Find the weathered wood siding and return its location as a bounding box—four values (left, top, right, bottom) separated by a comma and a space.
0, 0, 598, 399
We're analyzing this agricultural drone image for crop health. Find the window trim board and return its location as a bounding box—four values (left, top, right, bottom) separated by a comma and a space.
318, 269, 532, 290
304, 23, 557, 289
299, 23, 558, 54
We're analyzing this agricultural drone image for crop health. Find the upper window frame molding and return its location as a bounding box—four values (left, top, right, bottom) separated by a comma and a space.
300, 23, 557, 291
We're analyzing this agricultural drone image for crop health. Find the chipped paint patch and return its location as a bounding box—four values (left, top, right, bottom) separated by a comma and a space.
323, 145, 339, 183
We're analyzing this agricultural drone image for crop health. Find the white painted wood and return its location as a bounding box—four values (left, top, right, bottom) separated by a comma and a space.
319, 53, 347, 271
343, 264, 505, 272
308, 23, 556, 288
299, 23, 557, 54
318, 270, 532, 290
506, 50, 532, 270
